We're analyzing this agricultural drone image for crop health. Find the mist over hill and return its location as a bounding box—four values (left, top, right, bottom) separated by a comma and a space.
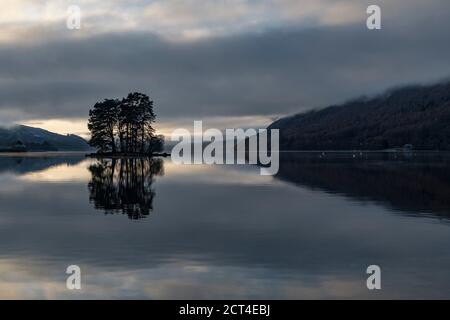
0, 125, 90, 152
269, 81, 450, 151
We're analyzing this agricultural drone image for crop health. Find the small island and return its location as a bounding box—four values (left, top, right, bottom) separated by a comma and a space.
86, 92, 169, 158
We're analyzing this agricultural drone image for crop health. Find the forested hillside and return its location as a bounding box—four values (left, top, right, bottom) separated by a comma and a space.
269, 81, 450, 150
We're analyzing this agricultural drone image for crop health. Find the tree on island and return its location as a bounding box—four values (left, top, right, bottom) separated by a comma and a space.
88, 92, 164, 154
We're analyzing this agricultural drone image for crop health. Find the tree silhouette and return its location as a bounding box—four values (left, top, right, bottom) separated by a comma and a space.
87, 158, 164, 219
88, 99, 120, 153
87, 93, 163, 154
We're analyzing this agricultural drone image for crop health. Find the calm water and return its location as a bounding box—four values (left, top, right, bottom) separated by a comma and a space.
0, 152, 450, 299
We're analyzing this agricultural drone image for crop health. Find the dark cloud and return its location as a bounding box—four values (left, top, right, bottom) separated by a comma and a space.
1, 5, 450, 122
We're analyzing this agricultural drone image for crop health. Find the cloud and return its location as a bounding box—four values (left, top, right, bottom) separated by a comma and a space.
3, 0, 439, 43
274, 0, 366, 26
0, 0, 370, 43
0, 0, 450, 128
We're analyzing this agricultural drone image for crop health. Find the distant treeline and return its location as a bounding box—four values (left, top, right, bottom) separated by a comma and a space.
88, 92, 164, 154
269, 81, 450, 150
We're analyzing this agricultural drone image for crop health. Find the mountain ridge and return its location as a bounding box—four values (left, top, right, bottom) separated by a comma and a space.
0, 125, 90, 152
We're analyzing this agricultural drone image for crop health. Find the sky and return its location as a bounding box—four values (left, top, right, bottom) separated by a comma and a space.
1, 0, 450, 137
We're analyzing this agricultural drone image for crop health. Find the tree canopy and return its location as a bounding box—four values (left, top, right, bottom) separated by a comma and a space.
88, 92, 164, 154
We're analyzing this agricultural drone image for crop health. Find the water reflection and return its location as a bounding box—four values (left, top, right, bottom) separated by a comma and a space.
276, 152, 450, 220
0, 153, 84, 175
1, 152, 450, 298
87, 158, 164, 219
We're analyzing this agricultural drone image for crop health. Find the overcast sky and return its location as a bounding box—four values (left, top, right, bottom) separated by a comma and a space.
1, 0, 450, 136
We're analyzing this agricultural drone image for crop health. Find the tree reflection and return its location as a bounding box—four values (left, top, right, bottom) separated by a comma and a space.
88, 158, 164, 219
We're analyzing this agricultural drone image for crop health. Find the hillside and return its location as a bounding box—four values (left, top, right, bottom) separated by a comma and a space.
0, 125, 90, 152
269, 81, 450, 150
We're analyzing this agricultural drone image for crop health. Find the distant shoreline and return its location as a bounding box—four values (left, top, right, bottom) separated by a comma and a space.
268, 149, 444, 153
85, 152, 171, 158
1, 149, 449, 159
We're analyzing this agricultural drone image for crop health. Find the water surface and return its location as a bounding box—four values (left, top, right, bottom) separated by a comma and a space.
0, 152, 449, 299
